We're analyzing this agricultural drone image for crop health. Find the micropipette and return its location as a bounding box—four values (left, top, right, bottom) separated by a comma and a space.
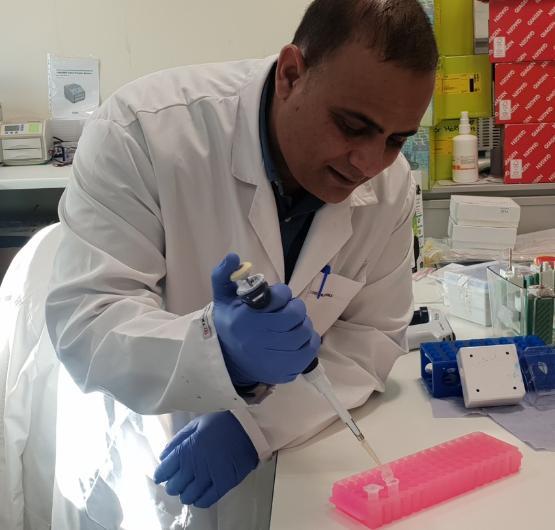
231, 261, 383, 467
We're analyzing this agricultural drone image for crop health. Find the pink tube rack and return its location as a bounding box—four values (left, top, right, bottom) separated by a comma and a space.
330, 432, 522, 529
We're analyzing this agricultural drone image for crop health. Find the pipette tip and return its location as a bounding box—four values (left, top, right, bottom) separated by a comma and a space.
359, 437, 382, 467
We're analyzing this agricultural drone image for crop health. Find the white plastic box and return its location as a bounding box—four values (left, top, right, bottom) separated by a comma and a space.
450, 195, 520, 228
443, 262, 493, 326
457, 344, 526, 408
448, 217, 517, 250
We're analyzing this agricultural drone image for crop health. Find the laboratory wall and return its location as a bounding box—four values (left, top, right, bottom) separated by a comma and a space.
0, 0, 311, 122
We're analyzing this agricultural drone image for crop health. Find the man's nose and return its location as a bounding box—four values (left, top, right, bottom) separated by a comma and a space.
348, 140, 385, 180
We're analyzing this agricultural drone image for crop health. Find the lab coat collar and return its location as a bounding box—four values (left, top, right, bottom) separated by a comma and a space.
230, 55, 379, 292
230, 55, 284, 280
231, 55, 277, 187
350, 180, 379, 207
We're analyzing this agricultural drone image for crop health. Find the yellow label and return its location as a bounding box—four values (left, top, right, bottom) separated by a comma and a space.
435, 138, 453, 156
441, 73, 481, 95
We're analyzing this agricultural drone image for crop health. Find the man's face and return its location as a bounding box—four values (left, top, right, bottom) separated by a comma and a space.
271, 41, 435, 203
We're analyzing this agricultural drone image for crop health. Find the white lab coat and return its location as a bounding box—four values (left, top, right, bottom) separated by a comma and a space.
42, 55, 415, 529
0, 224, 61, 530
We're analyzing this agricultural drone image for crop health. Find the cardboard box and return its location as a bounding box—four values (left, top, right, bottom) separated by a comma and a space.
503, 122, 555, 183
450, 195, 521, 227
434, 0, 475, 57
419, 0, 475, 57
489, 0, 555, 63
495, 61, 555, 124
449, 218, 517, 249
422, 54, 493, 126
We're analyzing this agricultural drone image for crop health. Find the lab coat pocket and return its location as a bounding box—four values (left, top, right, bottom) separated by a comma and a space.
301, 273, 364, 336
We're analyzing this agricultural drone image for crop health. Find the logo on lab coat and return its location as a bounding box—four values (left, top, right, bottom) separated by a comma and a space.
308, 290, 334, 298
201, 305, 213, 338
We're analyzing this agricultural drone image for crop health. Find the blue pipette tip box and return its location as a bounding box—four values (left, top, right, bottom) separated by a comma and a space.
420, 336, 545, 398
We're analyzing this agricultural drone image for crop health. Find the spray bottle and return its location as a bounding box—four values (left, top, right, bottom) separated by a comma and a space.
452, 111, 478, 184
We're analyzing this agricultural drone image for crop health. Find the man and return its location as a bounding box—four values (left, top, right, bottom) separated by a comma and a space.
45, 0, 437, 528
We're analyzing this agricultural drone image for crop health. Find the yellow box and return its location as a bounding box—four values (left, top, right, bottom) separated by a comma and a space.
418, 0, 475, 57
434, 0, 475, 57
422, 54, 492, 127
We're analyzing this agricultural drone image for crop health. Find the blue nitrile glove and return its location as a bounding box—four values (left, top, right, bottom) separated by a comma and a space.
153, 411, 259, 508
211, 253, 320, 386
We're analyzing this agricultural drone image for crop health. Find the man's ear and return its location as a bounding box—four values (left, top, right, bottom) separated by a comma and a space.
275, 44, 307, 100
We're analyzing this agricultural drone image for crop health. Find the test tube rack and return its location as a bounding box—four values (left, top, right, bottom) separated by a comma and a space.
420, 335, 545, 398
330, 432, 522, 529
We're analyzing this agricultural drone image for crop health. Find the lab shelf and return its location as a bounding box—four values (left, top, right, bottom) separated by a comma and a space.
424, 181, 555, 200
0, 163, 71, 189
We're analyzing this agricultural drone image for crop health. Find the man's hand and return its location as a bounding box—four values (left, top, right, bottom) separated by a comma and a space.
154, 412, 259, 508
211, 253, 320, 386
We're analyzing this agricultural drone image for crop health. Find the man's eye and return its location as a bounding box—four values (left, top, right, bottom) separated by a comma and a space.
337, 118, 366, 136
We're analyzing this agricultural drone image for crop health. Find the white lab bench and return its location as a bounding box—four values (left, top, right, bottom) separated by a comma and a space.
0, 164, 69, 219
270, 278, 555, 530
0, 163, 71, 189
0, 164, 69, 280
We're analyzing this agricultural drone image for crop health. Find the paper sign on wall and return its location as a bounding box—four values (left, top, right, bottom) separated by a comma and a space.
47, 54, 99, 119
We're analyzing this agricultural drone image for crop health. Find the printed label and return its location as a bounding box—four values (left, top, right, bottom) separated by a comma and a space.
510, 159, 523, 180
441, 74, 481, 95
453, 155, 477, 171
499, 100, 512, 121
434, 138, 453, 156
494, 36, 507, 58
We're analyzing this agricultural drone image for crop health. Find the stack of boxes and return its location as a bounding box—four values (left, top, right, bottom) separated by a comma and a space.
489, 0, 555, 184
448, 195, 521, 250
403, 0, 494, 189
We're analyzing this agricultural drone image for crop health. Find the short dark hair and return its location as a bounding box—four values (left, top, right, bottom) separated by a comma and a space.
292, 0, 439, 73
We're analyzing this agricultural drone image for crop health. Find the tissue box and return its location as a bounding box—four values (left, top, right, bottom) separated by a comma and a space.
504, 122, 555, 183
495, 61, 555, 124
450, 195, 521, 227
489, 0, 555, 63
449, 218, 517, 250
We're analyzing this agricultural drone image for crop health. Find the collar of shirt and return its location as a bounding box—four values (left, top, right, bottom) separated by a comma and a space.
258, 63, 323, 221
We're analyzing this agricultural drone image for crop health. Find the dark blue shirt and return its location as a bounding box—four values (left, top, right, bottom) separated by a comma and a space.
259, 65, 324, 283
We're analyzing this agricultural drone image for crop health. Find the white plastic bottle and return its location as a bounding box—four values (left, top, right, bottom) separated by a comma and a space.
452, 111, 478, 184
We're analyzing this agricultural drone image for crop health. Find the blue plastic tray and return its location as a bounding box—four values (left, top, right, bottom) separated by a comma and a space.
420, 336, 545, 398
